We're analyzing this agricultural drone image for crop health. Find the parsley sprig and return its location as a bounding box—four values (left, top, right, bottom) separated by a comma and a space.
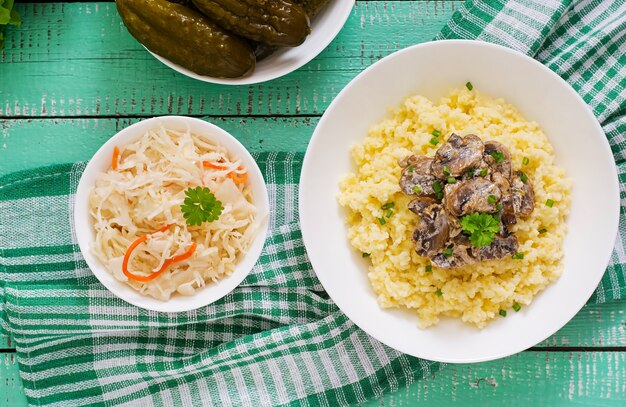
460, 213, 500, 247
181, 187, 224, 226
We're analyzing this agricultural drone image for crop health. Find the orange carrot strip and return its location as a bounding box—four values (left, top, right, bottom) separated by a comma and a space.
202, 161, 228, 170
203, 162, 248, 184
112, 146, 121, 170
228, 168, 249, 184
123, 225, 198, 283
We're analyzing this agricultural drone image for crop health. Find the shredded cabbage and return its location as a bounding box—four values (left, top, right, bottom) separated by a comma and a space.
89, 125, 257, 301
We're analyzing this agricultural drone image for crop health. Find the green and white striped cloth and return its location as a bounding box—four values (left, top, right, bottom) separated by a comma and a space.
1, 1, 625, 406
0, 154, 439, 406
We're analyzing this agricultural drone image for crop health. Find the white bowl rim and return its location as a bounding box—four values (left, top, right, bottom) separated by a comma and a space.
74, 116, 270, 313
299, 39, 620, 363
150, 1, 355, 85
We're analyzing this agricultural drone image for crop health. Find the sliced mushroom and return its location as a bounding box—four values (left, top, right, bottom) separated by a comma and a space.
408, 197, 437, 215
399, 134, 535, 268
471, 234, 519, 261
431, 134, 484, 178
447, 214, 463, 239
444, 178, 501, 217
412, 204, 450, 258
512, 171, 535, 217
399, 155, 437, 195
483, 141, 512, 180
431, 235, 476, 269
498, 222, 513, 237
491, 172, 516, 225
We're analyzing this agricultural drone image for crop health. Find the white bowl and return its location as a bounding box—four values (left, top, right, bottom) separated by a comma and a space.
299, 40, 620, 363
151, 1, 355, 85
74, 116, 270, 312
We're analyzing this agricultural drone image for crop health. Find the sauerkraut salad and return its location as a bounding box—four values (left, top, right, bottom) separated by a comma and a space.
89, 125, 257, 301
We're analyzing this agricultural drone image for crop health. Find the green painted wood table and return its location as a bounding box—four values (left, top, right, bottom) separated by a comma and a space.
1, 1, 625, 406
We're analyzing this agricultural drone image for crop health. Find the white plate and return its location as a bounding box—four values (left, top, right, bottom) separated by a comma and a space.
74, 116, 269, 313
299, 40, 620, 363
151, 1, 355, 85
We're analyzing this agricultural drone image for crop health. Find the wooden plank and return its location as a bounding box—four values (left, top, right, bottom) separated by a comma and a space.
0, 2, 461, 117
369, 351, 626, 406
536, 301, 626, 348
0, 117, 319, 174
0, 354, 26, 407
0, 351, 624, 406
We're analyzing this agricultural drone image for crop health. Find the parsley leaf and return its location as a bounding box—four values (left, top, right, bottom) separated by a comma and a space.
180, 187, 223, 226
460, 213, 500, 247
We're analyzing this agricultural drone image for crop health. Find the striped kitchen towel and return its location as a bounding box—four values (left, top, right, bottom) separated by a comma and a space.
0, 153, 439, 407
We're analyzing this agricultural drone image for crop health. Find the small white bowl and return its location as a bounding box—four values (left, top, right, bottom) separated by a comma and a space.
299, 40, 620, 363
74, 116, 270, 312
150, 1, 355, 85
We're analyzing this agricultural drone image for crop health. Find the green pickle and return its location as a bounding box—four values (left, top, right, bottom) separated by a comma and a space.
116, 0, 255, 78
253, 42, 278, 62
252, 0, 333, 61
252, 0, 331, 62
192, 0, 311, 47
294, 0, 332, 19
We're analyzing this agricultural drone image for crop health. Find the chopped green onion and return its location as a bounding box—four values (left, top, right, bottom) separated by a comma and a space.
480, 167, 488, 177
381, 202, 395, 210
467, 168, 475, 178
519, 172, 528, 183
491, 152, 505, 163
539, 228, 548, 234
499, 309, 507, 317
522, 157, 530, 166
378, 217, 386, 225
385, 209, 393, 218
513, 302, 521, 312
447, 177, 457, 184
433, 181, 444, 200
488, 195, 497, 204
432, 130, 441, 137
496, 204, 503, 211
546, 199, 554, 207
512, 253, 525, 260
413, 185, 422, 194
443, 166, 451, 176
362, 252, 370, 258
430, 137, 439, 146
466, 81, 474, 91
425, 265, 432, 273
443, 247, 453, 257
407, 165, 414, 172
435, 289, 443, 297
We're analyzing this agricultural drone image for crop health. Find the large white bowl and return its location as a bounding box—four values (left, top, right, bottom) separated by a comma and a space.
74, 116, 269, 312
151, 1, 355, 85
299, 40, 620, 363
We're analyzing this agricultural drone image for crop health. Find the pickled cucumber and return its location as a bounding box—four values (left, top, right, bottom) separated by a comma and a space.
117, 0, 255, 78
191, 0, 311, 47
251, 0, 332, 62
253, 42, 278, 62
294, 0, 332, 19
